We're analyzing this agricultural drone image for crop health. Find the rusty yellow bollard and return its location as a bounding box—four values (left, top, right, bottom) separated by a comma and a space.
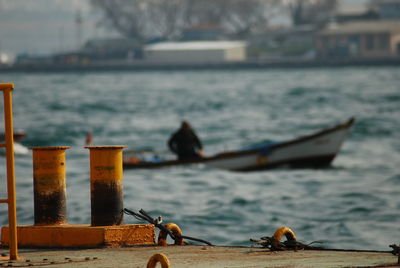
30, 146, 70, 225
85, 146, 126, 226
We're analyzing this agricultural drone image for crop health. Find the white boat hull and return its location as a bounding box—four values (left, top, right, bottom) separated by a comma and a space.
123, 118, 354, 172
205, 119, 353, 171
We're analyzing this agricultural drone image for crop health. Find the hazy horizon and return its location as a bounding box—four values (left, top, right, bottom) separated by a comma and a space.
0, 0, 369, 57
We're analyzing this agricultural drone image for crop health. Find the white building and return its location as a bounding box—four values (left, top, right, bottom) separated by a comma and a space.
144, 41, 247, 64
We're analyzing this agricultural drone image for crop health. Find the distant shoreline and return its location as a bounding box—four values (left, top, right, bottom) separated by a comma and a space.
1, 58, 400, 73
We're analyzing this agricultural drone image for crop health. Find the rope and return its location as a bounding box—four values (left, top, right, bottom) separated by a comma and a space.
123, 208, 213, 246
124, 208, 398, 254
250, 227, 324, 251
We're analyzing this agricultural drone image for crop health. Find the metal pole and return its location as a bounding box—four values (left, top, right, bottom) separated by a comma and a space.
30, 146, 70, 225
1, 83, 18, 260
85, 146, 126, 226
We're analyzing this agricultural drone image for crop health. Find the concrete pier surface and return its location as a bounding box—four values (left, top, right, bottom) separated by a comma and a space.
1, 245, 398, 268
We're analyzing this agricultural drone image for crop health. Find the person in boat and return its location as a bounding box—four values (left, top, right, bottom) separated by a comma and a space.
168, 121, 203, 161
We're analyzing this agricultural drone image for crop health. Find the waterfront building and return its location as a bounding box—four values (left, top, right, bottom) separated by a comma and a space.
48, 38, 144, 65
80, 38, 143, 60
180, 24, 227, 41
144, 41, 247, 64
315, 20, 400, 59
370, 0, 400, 19
247, 25, 315, 59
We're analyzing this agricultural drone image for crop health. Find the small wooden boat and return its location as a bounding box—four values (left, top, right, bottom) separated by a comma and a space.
123, 118, 355, 171
0, 131, 29, 155
0, 131, 26, 142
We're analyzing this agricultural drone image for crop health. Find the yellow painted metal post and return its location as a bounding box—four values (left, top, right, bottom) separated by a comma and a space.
0, 83, 18, 260
30, 147, 70, 225
85, 146, 126, 226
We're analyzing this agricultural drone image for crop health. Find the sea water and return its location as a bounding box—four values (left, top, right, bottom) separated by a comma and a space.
0, 67, 399, 250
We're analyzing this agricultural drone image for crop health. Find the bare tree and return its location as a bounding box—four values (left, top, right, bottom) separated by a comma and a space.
91, 0, 150, 41
147, 0, 188, 40
223, 0, 281, 37
183, 0, 281, 36
287, 0, 338, 26
91, 0, 281, 41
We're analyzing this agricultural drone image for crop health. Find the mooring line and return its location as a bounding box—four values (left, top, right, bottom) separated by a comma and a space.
123, 208, 213, 246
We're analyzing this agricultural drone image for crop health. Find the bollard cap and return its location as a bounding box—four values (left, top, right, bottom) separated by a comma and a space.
29, 146, 70, 150
85, 145, 127, 150
0, 83, 14, 91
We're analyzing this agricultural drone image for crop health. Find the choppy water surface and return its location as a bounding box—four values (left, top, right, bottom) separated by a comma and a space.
0, 67, 399, 250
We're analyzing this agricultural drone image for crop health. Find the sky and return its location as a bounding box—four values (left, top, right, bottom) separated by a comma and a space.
0, 0, 113, 56
0, 0, 369, 58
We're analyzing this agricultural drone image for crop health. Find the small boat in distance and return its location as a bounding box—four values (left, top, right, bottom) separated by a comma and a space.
0, 131, 29, 155
123, 118, 355, 172
0, 131, 26, 142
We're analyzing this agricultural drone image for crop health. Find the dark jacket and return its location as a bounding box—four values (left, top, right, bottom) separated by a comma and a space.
168, 127, 202, 160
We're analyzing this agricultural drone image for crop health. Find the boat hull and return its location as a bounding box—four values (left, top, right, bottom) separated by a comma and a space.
206, 122, 352, 171
123, 118, 354, 171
